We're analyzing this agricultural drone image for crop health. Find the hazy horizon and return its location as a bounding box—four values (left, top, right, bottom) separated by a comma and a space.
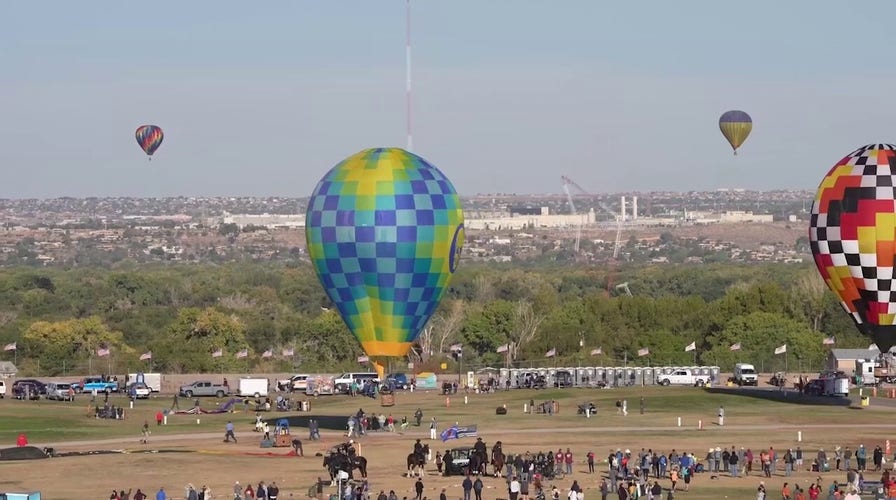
3, 2, 895, 198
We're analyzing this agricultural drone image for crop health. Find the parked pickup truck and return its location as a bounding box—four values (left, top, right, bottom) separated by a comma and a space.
76, 376, 119, 394
656, 369, 709, 387
179, 381, 230, 398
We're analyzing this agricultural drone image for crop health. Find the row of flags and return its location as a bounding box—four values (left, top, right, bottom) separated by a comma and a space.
213, 348, 295, 359
531, 335, 843, 360
2, 345, 298, 360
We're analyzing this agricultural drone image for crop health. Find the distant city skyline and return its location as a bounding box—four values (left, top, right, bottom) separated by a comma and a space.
3, 2, 895, 198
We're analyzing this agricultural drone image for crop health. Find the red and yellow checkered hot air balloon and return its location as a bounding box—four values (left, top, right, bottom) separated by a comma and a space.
810, 143, 896, 352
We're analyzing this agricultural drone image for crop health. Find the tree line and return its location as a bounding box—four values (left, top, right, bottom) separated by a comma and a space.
0, 261, 863, 376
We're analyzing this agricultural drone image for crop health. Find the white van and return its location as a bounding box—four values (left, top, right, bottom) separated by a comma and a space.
333, 372, 379, 394
734, 363, 758, 386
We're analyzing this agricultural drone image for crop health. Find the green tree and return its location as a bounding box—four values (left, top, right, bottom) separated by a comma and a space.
702, 312, 823, 371
22, 316, 131, 375
155, 307, 249, 372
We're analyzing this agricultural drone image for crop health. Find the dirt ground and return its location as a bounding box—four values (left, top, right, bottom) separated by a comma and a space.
3, 387, 895, 500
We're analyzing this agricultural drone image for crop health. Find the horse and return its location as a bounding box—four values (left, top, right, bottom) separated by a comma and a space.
324, 451, 368, 483
470, 449, 488, 476
407, 444, 430, 477
491, 451, 505, 478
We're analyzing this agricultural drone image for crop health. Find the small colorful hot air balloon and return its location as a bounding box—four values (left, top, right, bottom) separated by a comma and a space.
718, 110, 752, 155
135, 125, 164, 160
810, 143, 896, 352
305, 148, 464, 378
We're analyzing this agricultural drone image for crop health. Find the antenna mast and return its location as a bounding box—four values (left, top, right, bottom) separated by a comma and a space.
406, 0, 413, 152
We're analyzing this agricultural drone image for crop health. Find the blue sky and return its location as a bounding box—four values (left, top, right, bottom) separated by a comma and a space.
2, 1, 895, 198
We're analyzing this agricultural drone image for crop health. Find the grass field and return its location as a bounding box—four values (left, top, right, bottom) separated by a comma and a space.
0, 386, 892, 499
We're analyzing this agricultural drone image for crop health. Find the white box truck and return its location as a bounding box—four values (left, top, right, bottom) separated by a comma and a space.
127, 373, 162, 393
238, 377, 269, 398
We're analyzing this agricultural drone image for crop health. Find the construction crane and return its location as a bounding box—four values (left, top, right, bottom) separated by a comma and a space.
560, 176, 584, 253
561, 175, 626, 291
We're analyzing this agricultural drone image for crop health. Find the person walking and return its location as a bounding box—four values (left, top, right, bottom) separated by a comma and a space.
141, 420, 150, 444
224, 421, 237, 443
414, 478, 424, 500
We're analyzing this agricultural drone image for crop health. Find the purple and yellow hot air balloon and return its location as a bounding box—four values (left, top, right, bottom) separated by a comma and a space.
305, 148, 464, 378
810, 143, 896, 352
718, 110, 752, 155
135, 125, 164, 160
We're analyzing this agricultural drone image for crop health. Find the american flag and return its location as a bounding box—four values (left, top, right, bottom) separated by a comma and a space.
729, 343, 742, 351
261, 349, 273, 358
496, 344, 509, 354
823, 336, 835, 345
139, 351, 152, 361
545, 348, 556, 358
449, 343, 462, 352
358, 355, 369, 363
96, 347, 110, 357
282, 348, 295, 357
236, 349, 248, 359
637, 348, 650, 357
211, 349, 223, 358
3, 342, 16, 352
590, 347, 602, 356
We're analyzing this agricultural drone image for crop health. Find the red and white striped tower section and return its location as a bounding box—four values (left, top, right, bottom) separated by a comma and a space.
406, 0, 413, 152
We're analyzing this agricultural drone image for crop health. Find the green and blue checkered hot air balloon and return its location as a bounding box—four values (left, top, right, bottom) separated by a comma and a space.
306, 148, 465, 361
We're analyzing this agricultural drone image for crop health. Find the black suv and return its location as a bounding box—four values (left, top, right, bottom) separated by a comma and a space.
13, 379, 47, 395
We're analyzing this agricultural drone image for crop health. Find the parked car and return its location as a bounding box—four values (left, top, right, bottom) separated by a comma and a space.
179, 380, 230, 398
74, 376, 119, 394
386, 373, 410, 390
13, 382, 42, 400
46, 382, 75, 401
126, 382, 152, 399
0, 380, 5, 398
13, 379, 46, 395
443, 447, 475, 476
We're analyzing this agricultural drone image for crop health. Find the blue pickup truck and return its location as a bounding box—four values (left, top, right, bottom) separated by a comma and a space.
73, 376, 119, 394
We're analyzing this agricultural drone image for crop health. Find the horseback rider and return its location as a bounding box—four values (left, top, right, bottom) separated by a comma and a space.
474, 437, 487, 456
493, 441, 503, 457
346, 440, 357, 458
413, 438, 423, 457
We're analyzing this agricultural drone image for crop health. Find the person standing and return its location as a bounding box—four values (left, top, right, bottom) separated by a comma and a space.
225, 421, 237, 443
473, 477, 484, 500
509, 476, 521, 500
141, 420, 150, 444
414, 478, 424, 500
587, 450, 596, 474
155, 487, 166, 500
462, 475, 473, 500
717, 406, 725, 426
268, 482, 279, 500
429, 417, 437, 440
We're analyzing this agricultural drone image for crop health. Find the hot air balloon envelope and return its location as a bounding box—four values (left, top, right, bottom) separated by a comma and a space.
135, 125, 164, 156
305, 148, 465, 357
719, 110, 752, 154
810, 143, 896, 352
